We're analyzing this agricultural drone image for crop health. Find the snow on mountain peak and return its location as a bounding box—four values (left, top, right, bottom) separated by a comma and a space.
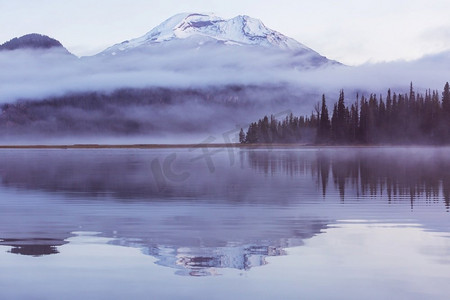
102, 13, 316, 54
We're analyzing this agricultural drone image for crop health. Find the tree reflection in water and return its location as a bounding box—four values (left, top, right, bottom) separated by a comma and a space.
247, 147, 450, 211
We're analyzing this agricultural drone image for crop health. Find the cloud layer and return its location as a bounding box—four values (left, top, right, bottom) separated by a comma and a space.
1, 43, 450, 105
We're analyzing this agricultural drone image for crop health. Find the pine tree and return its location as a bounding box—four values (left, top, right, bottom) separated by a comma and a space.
409, 82, 415, 103
245, 123, 258, 143
331, 103, 338, 142
270, 115, 278, 142
239, 128, 245, 144
334, 90, 347, 143
260, 115, 270, 142
443, 82, 450, 115
349, 103, 358, 142
317, 94, 331, 143
358, 96, 368, 143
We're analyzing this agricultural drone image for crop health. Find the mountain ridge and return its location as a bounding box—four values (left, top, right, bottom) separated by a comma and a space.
0, 13, 338, 68
98, 12, 336, 67
0, 33, 73, 55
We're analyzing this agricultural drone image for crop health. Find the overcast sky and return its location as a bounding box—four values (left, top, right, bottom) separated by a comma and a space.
1, 0, 450, 65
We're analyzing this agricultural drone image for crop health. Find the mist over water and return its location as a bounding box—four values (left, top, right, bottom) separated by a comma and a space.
0, 147, 447, 203
0, 147, 449, 298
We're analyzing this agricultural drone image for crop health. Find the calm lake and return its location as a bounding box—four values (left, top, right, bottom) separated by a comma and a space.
0, 147, 449, 299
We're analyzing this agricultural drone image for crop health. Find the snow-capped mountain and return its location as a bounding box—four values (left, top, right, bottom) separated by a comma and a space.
100, 13, 336, 67
103, 13, 311, 53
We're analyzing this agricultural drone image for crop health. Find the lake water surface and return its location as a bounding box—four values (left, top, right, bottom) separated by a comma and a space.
0, 147, 449, 299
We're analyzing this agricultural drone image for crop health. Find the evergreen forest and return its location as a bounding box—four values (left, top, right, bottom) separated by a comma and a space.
241, 82, 450, 145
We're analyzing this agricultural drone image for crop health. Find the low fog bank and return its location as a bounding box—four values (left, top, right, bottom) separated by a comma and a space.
302, 55, 450, 94
0, 45, 327, 104
0, 85, 317, 144
1, 46, 450, 142
2, 46, 450, 103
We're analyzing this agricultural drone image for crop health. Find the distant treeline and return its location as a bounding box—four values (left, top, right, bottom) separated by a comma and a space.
241, 82, 450, 145
239, 113, 317, 144
0, 86, 255, 135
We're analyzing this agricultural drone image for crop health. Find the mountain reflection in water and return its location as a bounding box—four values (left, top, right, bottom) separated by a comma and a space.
0, 238, 67, 256
0, 147, 448, 276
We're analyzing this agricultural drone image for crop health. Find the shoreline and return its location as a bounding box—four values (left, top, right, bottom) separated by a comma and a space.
0, 143, 311, 149
0, 143, 446, 149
